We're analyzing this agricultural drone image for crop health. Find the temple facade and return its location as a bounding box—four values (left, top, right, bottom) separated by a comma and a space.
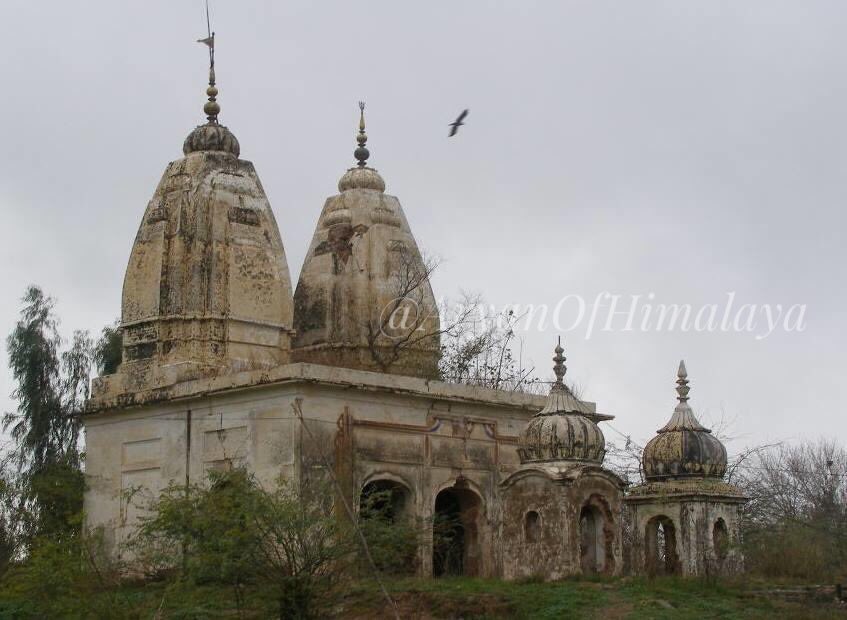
83, 55, 746, 580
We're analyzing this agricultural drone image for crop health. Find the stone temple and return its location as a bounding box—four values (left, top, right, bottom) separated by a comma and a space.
84, 60, 746, 579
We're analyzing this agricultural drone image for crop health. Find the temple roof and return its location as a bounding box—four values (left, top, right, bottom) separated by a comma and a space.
517, 340, 607, 465
641, 361, 728, 481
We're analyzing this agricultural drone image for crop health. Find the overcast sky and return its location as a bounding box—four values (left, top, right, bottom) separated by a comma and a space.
1, 1, 845, 454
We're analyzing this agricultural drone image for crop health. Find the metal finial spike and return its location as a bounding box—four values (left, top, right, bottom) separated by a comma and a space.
676, 360, 690, 402
354, 101, 370, 167
197, 30, 219, 124
552, 337, 567, 386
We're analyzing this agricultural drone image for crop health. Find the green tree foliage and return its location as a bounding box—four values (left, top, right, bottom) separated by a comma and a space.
0, 528, 133, 619
129, 468, 357, 620
4, 286, 69, 471
358, 488, 421, 576
3, 287, 87, 549
2, 286, 116, 552
93, 319, 122, 376
0, 454, 23, 577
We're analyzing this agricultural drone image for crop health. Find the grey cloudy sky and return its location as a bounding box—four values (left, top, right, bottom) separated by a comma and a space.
1, 1, 844, 453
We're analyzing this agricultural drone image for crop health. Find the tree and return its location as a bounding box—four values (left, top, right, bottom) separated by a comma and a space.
93, 319, 122, 376
439, 306, 545, 393
364, 249, 479, 375
0, 452, 24, 578
734, 439, 847, 580
252, 479, 356, 620
2, 286, 116, 547
3, 287, 89, 546
4, 286, 68, 472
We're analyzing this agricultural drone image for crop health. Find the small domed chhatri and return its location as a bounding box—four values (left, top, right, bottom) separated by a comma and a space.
642, 361, 727, 480
518, 339, 606, 464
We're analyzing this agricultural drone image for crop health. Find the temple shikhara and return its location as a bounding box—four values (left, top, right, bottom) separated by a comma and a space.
83, 52, 746, 579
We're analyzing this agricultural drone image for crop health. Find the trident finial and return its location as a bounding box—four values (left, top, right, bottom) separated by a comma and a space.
676, 360, 690, 402
354, 101, 370, 167
552, 337, 567, 387
197, 1, 218, 124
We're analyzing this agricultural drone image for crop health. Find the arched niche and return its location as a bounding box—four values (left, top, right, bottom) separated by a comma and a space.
713, 517, 729, 561
525, 510, 541, 543
359, 478, 411, 523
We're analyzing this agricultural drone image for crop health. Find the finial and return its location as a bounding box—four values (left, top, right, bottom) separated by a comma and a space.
552, 336, 567, 387
676, 360, 690, 402
354, 101, 370, 167
197, 2, 218, 124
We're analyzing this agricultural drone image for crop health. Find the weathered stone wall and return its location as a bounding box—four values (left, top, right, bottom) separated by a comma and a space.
84, 362, 636, 580
500, 467, 624, 580
84, 363, 546, 569
84, 383, 303, 559
340, 399, 531, 578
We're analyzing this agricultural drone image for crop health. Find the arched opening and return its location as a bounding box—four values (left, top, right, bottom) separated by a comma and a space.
359, 479, 409, 523
579, 505, 604, 574
645, 515, 680, 576
713, 518, 729, 561
525, 510, 541, 543
432, 486, 482, 577
359, 479, 415, 575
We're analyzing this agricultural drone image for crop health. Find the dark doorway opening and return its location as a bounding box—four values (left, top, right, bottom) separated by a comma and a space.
580, 504, 605, 574
645, 515, 681, 576
432, 487, 482, 577
713, 518, 729, 561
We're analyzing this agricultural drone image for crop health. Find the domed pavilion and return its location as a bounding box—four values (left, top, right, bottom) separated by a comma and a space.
501, 339, 626, 579
625, 362, 747, 576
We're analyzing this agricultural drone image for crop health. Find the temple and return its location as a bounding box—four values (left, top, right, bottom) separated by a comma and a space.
83, 45, 746, 579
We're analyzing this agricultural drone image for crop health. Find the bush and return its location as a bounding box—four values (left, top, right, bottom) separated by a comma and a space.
358, 489, 421, 576
0, 530, 134, 619
128, 468, 356, 620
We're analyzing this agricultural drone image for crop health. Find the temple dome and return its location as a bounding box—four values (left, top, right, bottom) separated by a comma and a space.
182, 76, 240, 157
338, 167, 386, 192
183, 123, 240, 157
517, 341, 606, 464
641, 361, 728, 481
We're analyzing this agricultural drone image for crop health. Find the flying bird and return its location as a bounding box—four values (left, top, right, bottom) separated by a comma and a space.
448, 109, 469, 137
